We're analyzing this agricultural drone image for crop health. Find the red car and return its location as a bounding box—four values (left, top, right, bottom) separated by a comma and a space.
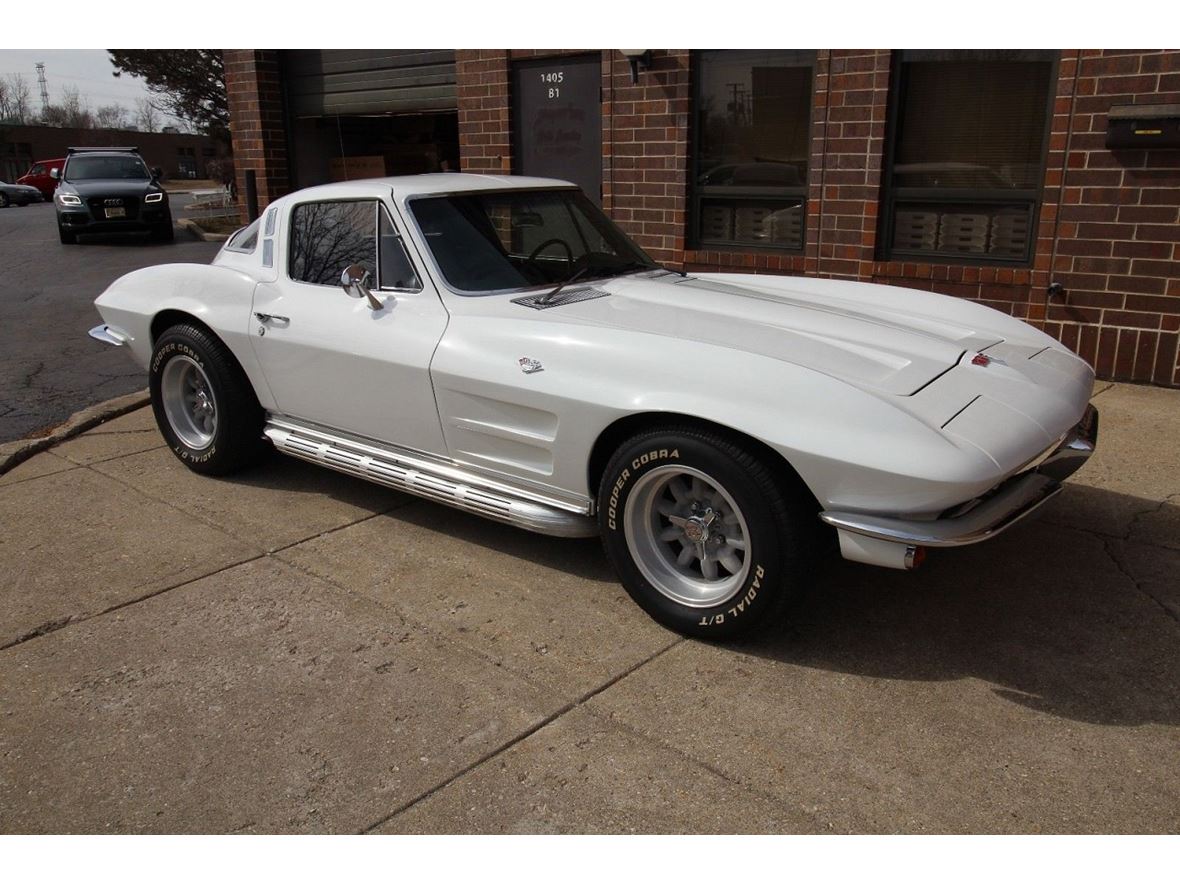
17, 158, 66, 200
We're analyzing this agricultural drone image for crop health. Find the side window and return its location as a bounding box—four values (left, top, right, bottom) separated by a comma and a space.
226, 218, 260, 253
30, 164, 45, 175
378, 207, 421, 291
289, 200, 376, 286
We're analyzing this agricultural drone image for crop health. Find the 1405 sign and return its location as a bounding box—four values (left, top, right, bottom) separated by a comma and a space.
540, 70, 564, 99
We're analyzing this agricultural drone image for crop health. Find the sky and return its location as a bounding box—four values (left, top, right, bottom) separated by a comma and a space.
0, 49, 184, 127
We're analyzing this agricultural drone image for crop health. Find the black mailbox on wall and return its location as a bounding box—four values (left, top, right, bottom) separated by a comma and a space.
1106, 103, 1180, 150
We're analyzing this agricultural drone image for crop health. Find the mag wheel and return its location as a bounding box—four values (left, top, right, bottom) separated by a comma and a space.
149, 323, 268, 475
599, 427, 815, 639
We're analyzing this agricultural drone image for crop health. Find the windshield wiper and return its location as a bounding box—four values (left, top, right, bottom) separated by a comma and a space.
536, 266, 591, 305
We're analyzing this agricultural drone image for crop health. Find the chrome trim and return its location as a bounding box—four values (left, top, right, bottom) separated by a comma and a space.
88, 324, 128, 346
263, 417, 597, 538
903, 545, 918, 569
821, 473, 1063, 548
821, 404, 1098, 549
1037, 404, 1098, 482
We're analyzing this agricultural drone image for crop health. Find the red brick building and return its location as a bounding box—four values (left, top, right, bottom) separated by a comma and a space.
0, 123, 226, 183
224, 49, 1180, 386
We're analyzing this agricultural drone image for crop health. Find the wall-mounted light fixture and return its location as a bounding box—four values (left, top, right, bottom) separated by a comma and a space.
620, 49, 653, 84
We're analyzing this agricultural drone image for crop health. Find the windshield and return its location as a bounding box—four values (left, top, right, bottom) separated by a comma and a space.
65, 156, 150, 181
409, 189, 657, 293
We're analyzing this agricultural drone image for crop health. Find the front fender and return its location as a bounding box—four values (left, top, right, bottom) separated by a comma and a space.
432, 315, 999, 515
92, 263, 274, 409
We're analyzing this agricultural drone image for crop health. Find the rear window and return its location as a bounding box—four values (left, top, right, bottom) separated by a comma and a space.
225, 219, 260, 253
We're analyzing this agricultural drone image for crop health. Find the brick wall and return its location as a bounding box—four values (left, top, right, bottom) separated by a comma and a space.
1044, 50, 1180, 385
456, 50, 511, 174
223, 50, 289, 221
602, 50, 690, 266
222, 47, 1180, 386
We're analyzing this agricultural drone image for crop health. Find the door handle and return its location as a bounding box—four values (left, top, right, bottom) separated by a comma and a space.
254, 312, 290, 323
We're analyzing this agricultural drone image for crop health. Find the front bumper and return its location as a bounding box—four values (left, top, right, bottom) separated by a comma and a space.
821, 404, 1098, 552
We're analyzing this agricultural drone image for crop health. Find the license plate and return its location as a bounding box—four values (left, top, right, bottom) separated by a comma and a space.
105, 207, 126, 219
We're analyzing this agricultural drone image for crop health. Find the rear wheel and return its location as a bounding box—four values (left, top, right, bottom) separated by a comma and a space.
0, 193, 9, 208
598, 427, 817, 639
149, 323, 268, 475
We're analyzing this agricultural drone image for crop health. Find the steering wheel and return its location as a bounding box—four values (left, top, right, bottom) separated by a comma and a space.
527, 238, 574, 264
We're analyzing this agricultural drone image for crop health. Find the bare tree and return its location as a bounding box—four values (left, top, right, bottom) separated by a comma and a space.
135, 97, 160, 133
95, 104, 129, 129
1, 75, 34, 123
42, 85, 95, 128
61, 85, 93, 128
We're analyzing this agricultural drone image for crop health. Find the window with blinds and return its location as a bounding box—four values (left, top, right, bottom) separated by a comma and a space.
882, 50, 1056, 264
692, 50, 815, 251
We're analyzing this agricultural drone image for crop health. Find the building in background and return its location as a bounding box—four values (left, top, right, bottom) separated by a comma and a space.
224, 49, 1180, 387
0, 123, 227, 182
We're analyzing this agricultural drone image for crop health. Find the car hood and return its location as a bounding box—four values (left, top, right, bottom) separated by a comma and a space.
541, 271, 1027, 396
62, 179, 155, 197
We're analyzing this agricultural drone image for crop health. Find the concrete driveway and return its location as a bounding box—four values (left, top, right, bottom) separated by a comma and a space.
1, 381, 1177, 833
0, 197, 220, 444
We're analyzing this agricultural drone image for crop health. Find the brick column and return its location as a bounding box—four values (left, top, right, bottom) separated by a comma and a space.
223, 50, 289, 222
815, 50, 891, 279
603, 50, 691, 267
456, 51, 511, 174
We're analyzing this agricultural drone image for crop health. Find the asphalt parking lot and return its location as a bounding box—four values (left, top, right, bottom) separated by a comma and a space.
0, 196, 220, 443
1, 380, 1177, 833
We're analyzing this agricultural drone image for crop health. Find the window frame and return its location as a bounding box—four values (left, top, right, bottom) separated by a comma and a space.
689, 49, 816, 254
879, 49, 1059, 267
377, 203, 423, 293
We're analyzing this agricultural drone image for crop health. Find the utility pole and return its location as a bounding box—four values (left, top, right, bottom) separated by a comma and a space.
35, 62, 50, 115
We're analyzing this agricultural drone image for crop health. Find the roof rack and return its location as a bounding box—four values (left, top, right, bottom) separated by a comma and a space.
66, 146, 140, 154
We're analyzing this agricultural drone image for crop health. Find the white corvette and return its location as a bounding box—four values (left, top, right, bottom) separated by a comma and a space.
90, 174, 1097, 637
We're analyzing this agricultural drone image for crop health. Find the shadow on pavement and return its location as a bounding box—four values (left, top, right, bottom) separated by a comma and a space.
209, 455, 1180, 728
732, 483, 1180, 728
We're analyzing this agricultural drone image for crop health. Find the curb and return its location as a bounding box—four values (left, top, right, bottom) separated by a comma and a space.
177, 217, 231, 243
0, 389, 151, 476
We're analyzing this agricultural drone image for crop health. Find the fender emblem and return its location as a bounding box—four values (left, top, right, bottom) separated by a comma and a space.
518, 357, 544, 374
971, 353, 991, 367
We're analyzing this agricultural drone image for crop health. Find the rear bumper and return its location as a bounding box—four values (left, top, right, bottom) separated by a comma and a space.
821, 404, 1098, 551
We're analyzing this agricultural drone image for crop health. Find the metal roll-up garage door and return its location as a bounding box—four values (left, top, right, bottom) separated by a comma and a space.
285, 50, 457, 117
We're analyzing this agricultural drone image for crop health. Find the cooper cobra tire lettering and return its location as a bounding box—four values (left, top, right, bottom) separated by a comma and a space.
597, 428, 815, 639
607, 449, 678, 531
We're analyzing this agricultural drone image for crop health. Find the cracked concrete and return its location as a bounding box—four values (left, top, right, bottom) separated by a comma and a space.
2, 382, 1179, 834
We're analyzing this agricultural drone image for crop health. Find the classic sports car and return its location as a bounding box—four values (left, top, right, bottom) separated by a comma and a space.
89, 174, 1097, 637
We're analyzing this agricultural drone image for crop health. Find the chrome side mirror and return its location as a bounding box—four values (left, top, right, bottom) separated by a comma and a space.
341, 264, 382, 311
50, 168, 60, 180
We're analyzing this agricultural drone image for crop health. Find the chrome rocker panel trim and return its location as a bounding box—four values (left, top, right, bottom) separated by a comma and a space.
820, 404, 1098, 548
264, 417, 598, 539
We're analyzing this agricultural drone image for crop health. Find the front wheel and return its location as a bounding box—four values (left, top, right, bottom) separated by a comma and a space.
598, 427, 817, 639
0, 193, 9, 208
149, 323, 268, 475
58, 224, 77, 244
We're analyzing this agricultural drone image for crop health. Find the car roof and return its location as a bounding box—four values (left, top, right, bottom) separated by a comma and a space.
280, 173, 578, 204
66, 151, 144, 159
